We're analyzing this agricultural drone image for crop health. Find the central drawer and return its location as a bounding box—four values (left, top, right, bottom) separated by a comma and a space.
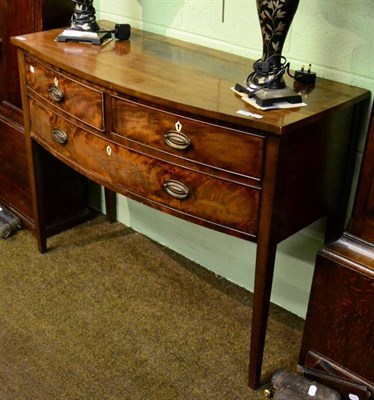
29, 98, 260, 238
111, 96, 264, 180
25, 55, 104, 131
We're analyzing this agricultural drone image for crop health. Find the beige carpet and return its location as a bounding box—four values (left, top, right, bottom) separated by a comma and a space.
0, 215, 303, 399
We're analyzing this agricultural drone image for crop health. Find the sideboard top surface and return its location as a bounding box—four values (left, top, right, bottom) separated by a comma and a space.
11, 23, 370, 135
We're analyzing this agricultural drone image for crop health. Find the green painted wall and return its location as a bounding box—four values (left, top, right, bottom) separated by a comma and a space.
94, 0, 374, 317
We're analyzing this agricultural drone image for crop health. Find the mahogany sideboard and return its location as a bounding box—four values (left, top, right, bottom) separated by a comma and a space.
11, 25, 370, 389
0, 0, 91, 234
299, 108, 374, 398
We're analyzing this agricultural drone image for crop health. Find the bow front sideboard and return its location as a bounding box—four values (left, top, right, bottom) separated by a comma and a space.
11, 25, 370, 389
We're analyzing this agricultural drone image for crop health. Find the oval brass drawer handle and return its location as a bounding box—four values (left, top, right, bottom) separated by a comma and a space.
51, 128, 68, 145
164, 130, 191, 150
48, 85, 64, 103
163, 179, 190, 199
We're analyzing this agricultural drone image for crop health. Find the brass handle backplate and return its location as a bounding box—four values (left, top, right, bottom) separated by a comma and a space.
164, 130, 191, 150
48, 85, 64, 103
52, 128, 68, 145
163, 179, 190, 199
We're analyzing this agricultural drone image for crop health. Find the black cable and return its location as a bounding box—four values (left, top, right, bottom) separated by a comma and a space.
244, 55, 296, 97
97, 24, 131, 41
247, 56, 285, 85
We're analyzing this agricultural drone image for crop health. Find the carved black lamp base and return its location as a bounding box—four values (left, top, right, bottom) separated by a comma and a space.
56, 0, 110, 45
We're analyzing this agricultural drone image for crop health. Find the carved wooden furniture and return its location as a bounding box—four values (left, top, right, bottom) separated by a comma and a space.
12, 26, 370, 389
299, 108, 374, 398
0, 0, 89, 233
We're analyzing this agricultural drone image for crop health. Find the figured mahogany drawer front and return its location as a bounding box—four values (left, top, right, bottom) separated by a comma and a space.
29, 99, 259, 237
29, 99, 112, 181
110, 148, 260, 237
25, 56, 104, 131
111, 96, 264, 180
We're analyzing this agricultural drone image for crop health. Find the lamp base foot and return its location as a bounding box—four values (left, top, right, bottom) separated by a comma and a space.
56, 30, 111, 45
254, 86, 302, 107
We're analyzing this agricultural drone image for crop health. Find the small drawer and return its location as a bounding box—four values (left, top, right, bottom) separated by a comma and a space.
111, 96, 264, 180
25, 56, 104, 131
29, 99, 259, 238
29, 98, 111, 182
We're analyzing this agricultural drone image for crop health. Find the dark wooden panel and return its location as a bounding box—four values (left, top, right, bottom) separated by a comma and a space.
0, 0, 35, 108
42, 0, 73, 31
0, 112, 33, 228
299, 109, 374, 395
349, 106, 374, 242
299, 237, 374, 383
275, 107, 355, 242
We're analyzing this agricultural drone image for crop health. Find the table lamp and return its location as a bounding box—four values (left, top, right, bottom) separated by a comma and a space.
56, 0, 130, 45
238, 0, 302, 107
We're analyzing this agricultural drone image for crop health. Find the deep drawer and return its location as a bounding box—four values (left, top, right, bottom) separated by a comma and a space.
29, 98, 259, 237
111, 96, 264, 180
25, 56, 104, 131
